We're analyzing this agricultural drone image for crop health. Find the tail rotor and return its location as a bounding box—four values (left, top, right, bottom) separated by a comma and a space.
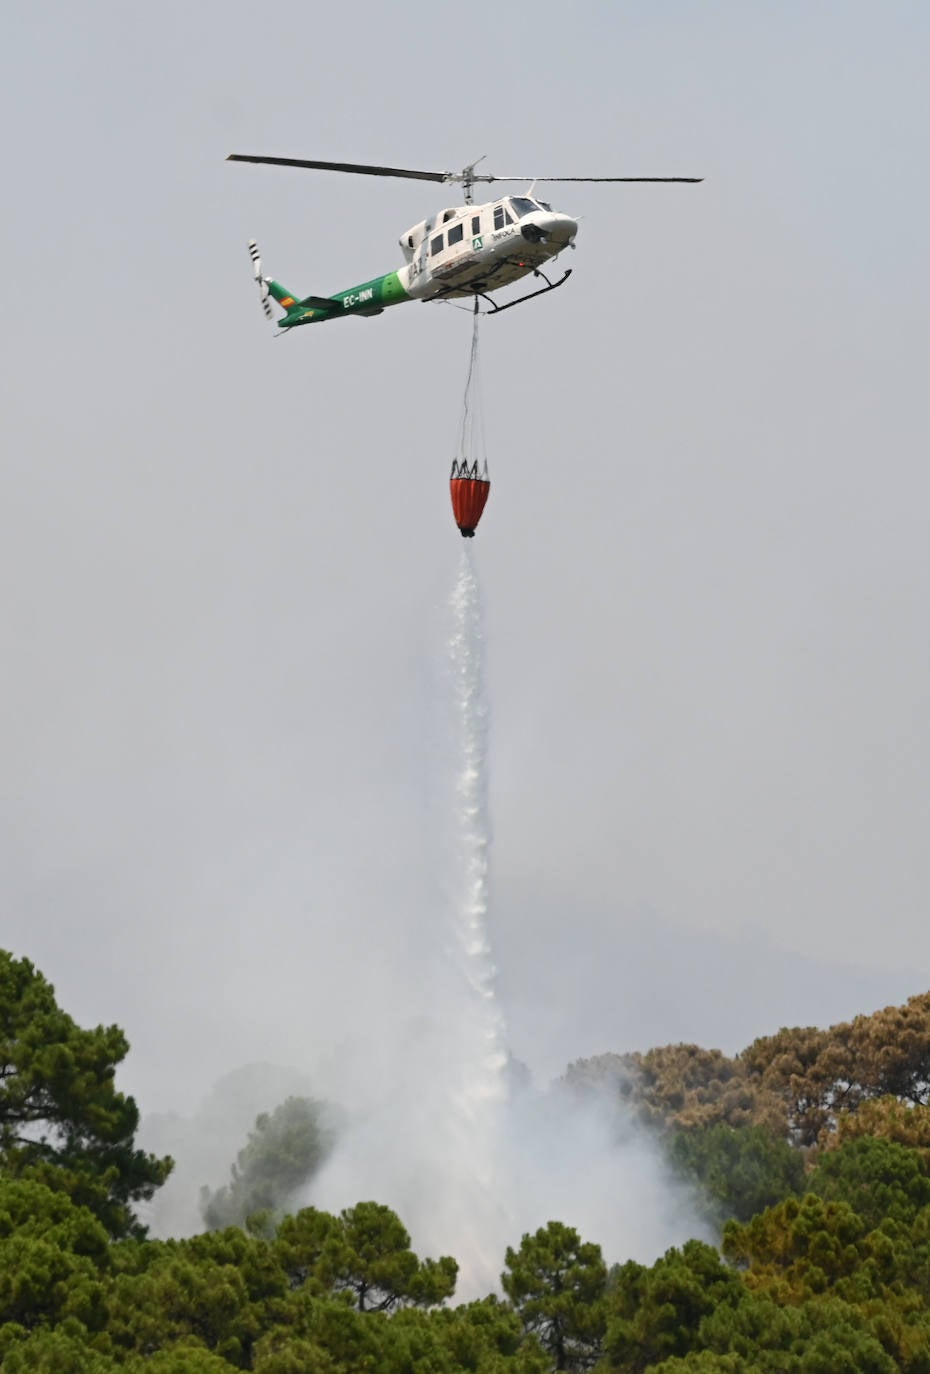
248, 239, 274, 321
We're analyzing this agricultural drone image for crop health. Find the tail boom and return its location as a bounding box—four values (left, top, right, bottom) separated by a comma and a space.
274, 270, 412, 327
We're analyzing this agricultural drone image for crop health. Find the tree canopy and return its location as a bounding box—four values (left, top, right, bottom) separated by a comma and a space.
502, 1221, 607, 1371
564, 990, 930, 1150
666, 1122, 805, 1228
200, 1096, 335, 1233
0, 951, 172, 1238
8, 945, 930, 1371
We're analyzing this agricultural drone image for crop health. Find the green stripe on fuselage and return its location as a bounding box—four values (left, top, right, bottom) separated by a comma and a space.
281, 270, 409, 327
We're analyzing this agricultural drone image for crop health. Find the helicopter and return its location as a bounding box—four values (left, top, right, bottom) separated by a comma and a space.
227, 155, 702, 329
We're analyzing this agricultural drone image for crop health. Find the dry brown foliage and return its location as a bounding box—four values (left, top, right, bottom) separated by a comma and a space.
562, 990, 930, 1148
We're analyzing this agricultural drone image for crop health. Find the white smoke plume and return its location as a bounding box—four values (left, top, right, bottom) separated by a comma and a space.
145, 548, 709, 1295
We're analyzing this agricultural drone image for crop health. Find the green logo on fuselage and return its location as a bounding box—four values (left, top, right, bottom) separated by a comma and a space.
472, 236, 483, 250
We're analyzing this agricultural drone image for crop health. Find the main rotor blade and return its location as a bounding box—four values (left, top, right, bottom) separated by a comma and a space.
481, 175, 703, 184
227, 155, 449, 183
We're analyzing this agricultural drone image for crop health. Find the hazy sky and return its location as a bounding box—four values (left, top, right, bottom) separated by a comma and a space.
3, 1, 930, 1117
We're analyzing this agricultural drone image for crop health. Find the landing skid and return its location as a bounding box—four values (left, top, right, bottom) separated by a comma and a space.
475, 266, 573, 315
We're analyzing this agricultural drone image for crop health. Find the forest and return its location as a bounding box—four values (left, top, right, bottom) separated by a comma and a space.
5, 947, 930, 1373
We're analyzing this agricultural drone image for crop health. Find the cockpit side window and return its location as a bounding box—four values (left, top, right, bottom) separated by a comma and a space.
493, 203, 514, 230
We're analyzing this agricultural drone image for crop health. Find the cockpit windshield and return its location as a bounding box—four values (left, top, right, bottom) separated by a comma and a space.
508, 197, 543, 218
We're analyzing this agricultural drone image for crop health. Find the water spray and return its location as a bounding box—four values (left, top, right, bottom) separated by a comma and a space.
448, 544, 508, 1112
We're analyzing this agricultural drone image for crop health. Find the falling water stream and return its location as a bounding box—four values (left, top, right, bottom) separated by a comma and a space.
436, 544, 512, 1292
304, 546, 512, 1296
448, 544, 508, 1114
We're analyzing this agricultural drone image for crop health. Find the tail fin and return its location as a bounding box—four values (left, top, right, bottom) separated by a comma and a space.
247, 240, 340, 328
247, 240, 300, 319
266, 278, 299, 310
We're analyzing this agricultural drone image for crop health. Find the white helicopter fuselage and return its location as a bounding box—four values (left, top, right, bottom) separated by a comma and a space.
252, 192, 580, 326
397, 194, 577, 302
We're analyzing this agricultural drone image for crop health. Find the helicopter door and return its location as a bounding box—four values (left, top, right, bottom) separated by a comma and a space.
430, 214, 475, 282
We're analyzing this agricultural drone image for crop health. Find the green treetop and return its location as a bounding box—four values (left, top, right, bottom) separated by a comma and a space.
201, 1096, 336, 1233
0, 950, 172, 1238
502, 1220, 607, 1372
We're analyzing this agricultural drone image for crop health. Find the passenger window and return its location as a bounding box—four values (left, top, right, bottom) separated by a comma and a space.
430, 234, 444, 255
448, 223, 464, 245
471, 215, 480, 235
